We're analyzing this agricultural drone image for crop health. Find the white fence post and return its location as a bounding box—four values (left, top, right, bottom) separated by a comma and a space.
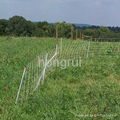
60, 38, 63, 54
41, 53, 48, 85
86, 38, 91, 58
33, 45, 58, 91
15, 67, 26, 104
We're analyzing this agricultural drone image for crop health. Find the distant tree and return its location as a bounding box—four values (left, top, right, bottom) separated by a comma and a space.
1, 15, 120, 39
25, 21, 35, 36
55, 22, 74, 38
6, 16, 35, 36
34, 21, 51, 37
0, 19, 8, 35
98, 27, 112, 38
33, 26, 45, 37
83, 27, 113, 38
48, 24, 56, 37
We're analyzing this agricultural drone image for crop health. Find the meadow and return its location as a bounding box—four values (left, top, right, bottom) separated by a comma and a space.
0, 37, 120, 120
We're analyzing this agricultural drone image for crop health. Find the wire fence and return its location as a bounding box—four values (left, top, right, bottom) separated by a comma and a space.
15, 44, 59, 103
16, 37, 120, 103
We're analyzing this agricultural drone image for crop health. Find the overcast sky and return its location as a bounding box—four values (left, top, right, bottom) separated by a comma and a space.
0, 0, 120, 26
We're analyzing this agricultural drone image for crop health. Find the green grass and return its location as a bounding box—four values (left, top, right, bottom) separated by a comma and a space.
0, 37, 120, 120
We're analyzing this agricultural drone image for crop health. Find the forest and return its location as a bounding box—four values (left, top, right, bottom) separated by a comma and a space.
0, 16, 120, 39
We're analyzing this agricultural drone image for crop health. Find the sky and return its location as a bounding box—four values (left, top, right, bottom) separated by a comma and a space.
0, 0, 120, 26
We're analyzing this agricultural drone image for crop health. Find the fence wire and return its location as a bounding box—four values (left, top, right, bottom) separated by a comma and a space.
16, 37, 120, 103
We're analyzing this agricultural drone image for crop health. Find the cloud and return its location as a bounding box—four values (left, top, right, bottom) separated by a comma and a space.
0, 0, 120, 26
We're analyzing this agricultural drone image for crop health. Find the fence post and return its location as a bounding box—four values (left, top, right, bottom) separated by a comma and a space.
86, 37, 92, 58
60, 38, 63, 54
15, 67, 26, 104
41, 53, 48, 85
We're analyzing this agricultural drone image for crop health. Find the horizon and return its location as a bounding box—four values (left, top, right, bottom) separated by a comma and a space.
0, 15, 119, 28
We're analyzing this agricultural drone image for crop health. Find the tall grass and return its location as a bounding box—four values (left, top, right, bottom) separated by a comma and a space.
0, 37, 120, 120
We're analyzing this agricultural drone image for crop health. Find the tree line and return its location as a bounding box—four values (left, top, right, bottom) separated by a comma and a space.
0, 16, 74, 38
0, 16, 120, 39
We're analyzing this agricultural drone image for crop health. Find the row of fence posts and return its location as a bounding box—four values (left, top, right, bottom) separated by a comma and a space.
16, 36, 94, 104
55, 26, 84, 40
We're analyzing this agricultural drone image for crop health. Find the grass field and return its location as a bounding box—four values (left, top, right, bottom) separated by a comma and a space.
0, 37, 120, 120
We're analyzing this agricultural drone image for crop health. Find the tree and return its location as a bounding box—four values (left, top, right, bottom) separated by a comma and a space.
34, 21, 52, 37
0, 19, 8, 35
55, 22, 74, 38
6, 16, 35, 36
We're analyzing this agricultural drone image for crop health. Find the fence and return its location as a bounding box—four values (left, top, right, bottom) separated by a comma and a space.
15, 44, 59, 103
15, 37, 120, 103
